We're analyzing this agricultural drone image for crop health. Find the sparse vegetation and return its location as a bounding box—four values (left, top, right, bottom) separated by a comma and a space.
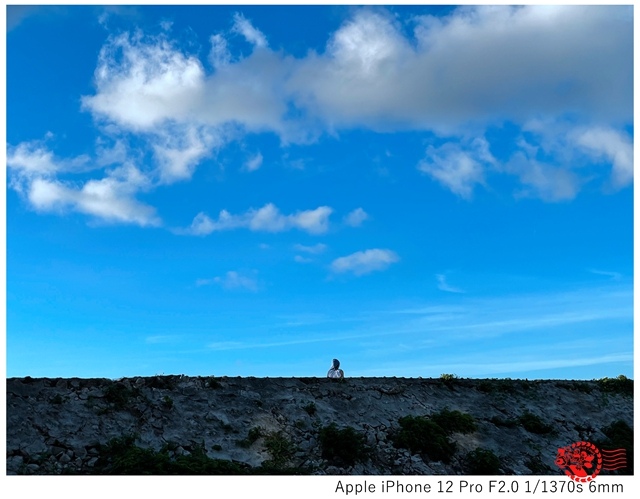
431, 408, 477, 434
161, 396, 173, 410
262, 431, 297, 468
93, 434, 253, 474
440, 373, 459, 389
319, 423, 369, 467
596, 375, 633, 397
465, 448, 501, 474
303, 402, 317, 416
103, 383, 140, 411
518, 412, 553, 435
237, 426, 263, 448
393, 415, 456, 463
393, 409, 476, 463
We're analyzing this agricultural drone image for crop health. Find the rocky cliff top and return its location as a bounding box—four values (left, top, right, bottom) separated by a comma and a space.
6, 375, 633, 475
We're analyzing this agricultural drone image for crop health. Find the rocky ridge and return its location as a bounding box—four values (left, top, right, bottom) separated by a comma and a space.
6, 375, 633, 475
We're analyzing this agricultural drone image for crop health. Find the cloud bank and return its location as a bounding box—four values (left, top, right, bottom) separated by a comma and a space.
7, 6, 633, 226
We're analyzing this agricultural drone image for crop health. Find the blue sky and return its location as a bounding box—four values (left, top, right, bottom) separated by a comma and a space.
5, 5, 634, 380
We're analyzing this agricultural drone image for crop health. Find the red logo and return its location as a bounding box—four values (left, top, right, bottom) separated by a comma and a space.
555, 441, 627, 482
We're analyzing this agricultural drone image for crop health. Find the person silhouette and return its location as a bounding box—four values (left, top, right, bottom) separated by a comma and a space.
327, 359, 344, 379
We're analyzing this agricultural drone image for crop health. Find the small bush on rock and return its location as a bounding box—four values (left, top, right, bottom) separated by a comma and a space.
431, 408, 477, 434
319, 423, 369, 467
518, 412, 553, 435
393, 416, 456, 463
465, 448, 501, 474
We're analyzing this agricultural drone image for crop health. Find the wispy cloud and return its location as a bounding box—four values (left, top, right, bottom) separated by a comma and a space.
588, 269, 622, 281
179, 203, 333, 235
331, 248, 399, 276
243, 152, 263, 172
198, 270, 259, 291
436, 274, 465, 293
343, 207, 369, 227
294, 243, 327, 254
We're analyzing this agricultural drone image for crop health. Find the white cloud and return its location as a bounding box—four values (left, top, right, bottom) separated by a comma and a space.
294, 243, 327, 254
290, 6, 631, 131
508, 153, 581, 202
7, 140, 91, 179
7, 139, 160, 226
436, 274, 465, 293
8, 6, 632, 231
25, 166, 160, 226
331, 248, 399, 276
570, 126, 633, 188
180, 203, 333, 235
343, 207, 369, 227
214, 270, 259, 291
243, 152, 263, 172
232, 13, 268, 49
82, 31, 206, 131
418, 138, 493, 199
152, 125, 220, 183
294, 255, 313, 264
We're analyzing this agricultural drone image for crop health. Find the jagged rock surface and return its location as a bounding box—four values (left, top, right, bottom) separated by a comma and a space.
6, 376, 633, 475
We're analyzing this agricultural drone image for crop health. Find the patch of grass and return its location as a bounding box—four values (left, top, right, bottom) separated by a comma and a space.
103, 382, 140, 411
303, 402, 317, 416
440, 373, 459, 389
555, 381, 594, 394
262, 431, 297, 468
161, 395, 173, 410
465, 448, 501, 475
596, 375, 633, 397
431, 408, 477, 435
393, 415, 456, 463
237, 427, 263, 448
319, 423, 370, 467
518, 412, 553, 435
94, 435, 254, 475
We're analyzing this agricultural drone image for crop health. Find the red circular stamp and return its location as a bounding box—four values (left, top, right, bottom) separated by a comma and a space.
555, 441, 602, 482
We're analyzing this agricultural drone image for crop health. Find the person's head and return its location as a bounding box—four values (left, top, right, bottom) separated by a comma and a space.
332, 359, 340, 369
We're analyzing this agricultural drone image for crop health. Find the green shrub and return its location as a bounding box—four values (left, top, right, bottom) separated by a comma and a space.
465, 448, 501, 474
94, 435, 253, 475
431, 408, 477, 434
263, 431, 297, 468
103, 383, 139, 411
303, 402, 317, 416
518, 412, 553, 435
393, 416, 456, 463
319, 423, 369, 467
237, 426, 263, 448
596, 375, 633, 397
440, 373, 459, 389
161, 396, 173, 410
